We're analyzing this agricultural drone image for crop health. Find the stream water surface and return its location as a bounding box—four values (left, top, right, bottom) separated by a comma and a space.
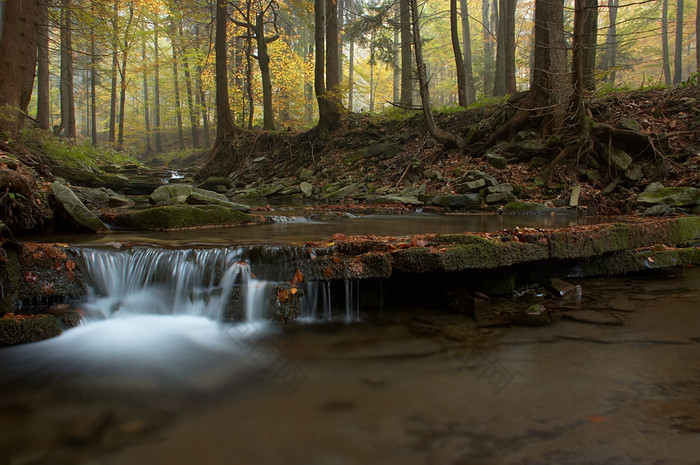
1, 213, 699, 464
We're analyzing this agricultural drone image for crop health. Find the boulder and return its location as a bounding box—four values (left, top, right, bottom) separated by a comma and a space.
643, 205, 673, 217
637, 187, 700, 207
50, 182, 110, 232
428, 194, 480, 209
150, 185, 250, 212
365, 195, 424, 206
487, 183, 513, 194
300, 182, 314, 198
484, 151, 507, 169
604, 147, 633, 172
106, 205, 255, 231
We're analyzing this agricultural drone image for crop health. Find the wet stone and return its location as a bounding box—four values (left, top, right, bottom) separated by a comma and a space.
549, 278, 582, 299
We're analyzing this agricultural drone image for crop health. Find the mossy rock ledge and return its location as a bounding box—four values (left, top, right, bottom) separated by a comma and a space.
104, 204, 255, 231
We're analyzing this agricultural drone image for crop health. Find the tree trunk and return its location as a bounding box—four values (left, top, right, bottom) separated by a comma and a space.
571, 0, 587, 136
326, 0, 340, 92
306, 26, 315, 122
179, 19, 200, 147
0, 0, 39, 135
410, 0, 458, 146
393, 2, 400, 104
214, 0, 238, 141
338, 0, 344, 87
673, 0, 684, 84
450, 0, 467, 106
154, 25, 163, 152
117, 4, 134, 149
399, 0, 413, 107
582, 0, 598, 91
36, 0, 50, 130
316, 0, 341, 137
604, 0, 618, 84
109, 4, 118, 143
460, 0, 476, 104
482, 0, 495, 97
90, 25, 98, 145
172, 43, 185, 150
347, 0, 355, 111
254, 11, 275, 130
59, 2, 76, 139
142, 33, 152, 154
662, 0, 671, 85
696, 0, 700, 84
493, 0, 515, 96
194, 25, 211, 146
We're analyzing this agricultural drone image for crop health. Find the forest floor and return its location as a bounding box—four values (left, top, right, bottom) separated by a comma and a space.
193, 85, 700, 216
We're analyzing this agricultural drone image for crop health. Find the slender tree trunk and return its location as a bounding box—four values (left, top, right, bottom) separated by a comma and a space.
673, 0, 684, 84
482, 0, 494, 96
214, 0, 237, 140
306, 26, 315, 122
461, 0, 476, 104
109, 4, 118, 143
142, 33, 152, 154
400, 0, 413, 107
582, 0, 598, 91
326, 0, 340, 92
410, 0, 458, 146
245, 14, 254, 129
154, 25, 163, 152
254, 11, 275, 130
493, 0, 515, 95
504, 0, 515, 93
316, 0, 341, 136
117, 4, 134, 148
696, 0, 700, 84
0, 0, 40, 135
90, 26, 98, 145
393, 2, 400, 104
338, 0, 344, 87
450, 0, 467, 106
36, 0, 50, 130
179, 20, 200, 146
60, 2, 76, 139
194, 25, 211, 146
172, 44, 185, 149
604, 0, 618, 84
662, 0, 671, 85
571, 0, 587, 135
347, 0, 355, 111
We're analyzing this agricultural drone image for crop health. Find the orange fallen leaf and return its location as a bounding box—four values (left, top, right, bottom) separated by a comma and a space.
324, 267, 333, 278
290, 287, 298, 295
587, 415, 606, 423
277, 289, 290, 303
290, 269, 303, 285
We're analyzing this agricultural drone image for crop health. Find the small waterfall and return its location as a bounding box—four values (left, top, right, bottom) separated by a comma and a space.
301, 279, 360, 322
75, 247, 270, 322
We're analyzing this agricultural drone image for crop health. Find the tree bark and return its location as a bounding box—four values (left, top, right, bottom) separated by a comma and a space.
214, 0, 238, 141
117, 3, 134, 148
482, 0, 495, 97
672, 0, 684, 84
171, 42, 185, 150
0, 0, 39, 135
571, 0, 587, 136
194, 25, 211, 147
493, 0, 515, 96
142, 31, 152, 154
399, 0, 413, 107
582, 0, 598, 91
603, 0, 618, 84
254, 11, 276, 130
696, 0, 700, 84
460, 0, 476, 104
662, 0, 671, 85
347, 0, 355, 110
90, 24, 98, 145
315, 0, 341, 137
59, 1, 76, 139
410, 0, 458, 146
450, 0, 467, 106
179, 19, 200, 147
393, 2, 400, 104
154, 24, 163, 152
36, 0, 50, 130
109, 3, 118, 143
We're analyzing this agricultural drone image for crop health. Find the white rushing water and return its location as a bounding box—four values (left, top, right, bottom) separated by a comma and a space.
0, 247, 276, 392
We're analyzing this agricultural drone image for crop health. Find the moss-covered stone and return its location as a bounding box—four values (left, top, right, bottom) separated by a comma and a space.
637, 187, 700, 207
502, 201, 549, 212
0, 314, 62, 345
107, 205, 255, 231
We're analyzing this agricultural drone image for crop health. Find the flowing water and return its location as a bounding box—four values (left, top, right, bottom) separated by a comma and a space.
1, 213, 699, 464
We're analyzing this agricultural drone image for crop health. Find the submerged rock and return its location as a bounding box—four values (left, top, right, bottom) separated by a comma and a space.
511, 304, 551, 326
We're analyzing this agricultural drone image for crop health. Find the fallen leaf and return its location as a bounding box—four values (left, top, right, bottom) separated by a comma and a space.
587, 415, 606, 423
65, 260, 76, 270
23, 272, 37, 283
290, 269, 304, 285
647, 257, 655, 263
42, 282, 55, 295
290, 287, 298, 295
277, 289, 290, 303
324, 267, 333, 278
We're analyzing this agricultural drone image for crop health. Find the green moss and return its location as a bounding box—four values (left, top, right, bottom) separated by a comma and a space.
668, 216, 700, 244
109, 205, 254, 231
0, 314, 62, 345
431, 234, 491, 246
502, 201, 547, 212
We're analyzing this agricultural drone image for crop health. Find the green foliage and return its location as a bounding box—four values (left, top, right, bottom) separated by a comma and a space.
21, 129, 139, 169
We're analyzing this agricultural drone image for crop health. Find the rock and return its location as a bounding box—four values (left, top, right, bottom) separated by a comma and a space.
561, 310, 624, 326
487, 183, 513, 194
637, 187, 700, 207
96, 173, 130, 191
362, 141, 401, 160
322, 183, 359, 201
604, 147, 633, 172
485, 192, 510, 204
586, 169, 599, 184
569, 185, 582, 207
619, 117, 642, 132
106, 205, 255, 231
0, 314, 62, 345
466, 170, 498, 187
365, 195, 424, 206
549, 278, 582, 299
602, 178, 619, 195
625, 164, 643, 182
428, 194, 480, 209
82, 188, 110, 205
298, 168, 313, 181
122, 176, 163, 195
501, 201, 548, 213
197, 176, 232, 192
511, 304, 551, 326
300, 182, 313, 197
106, 189, 135, 208
484, 151, 507, 169
465, 179, 486, 191
644, 182, 665, 192
51, 182, 110, 232
530, 156, 549, 167
643, 205, 673, 217
151, 185, 251, 212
